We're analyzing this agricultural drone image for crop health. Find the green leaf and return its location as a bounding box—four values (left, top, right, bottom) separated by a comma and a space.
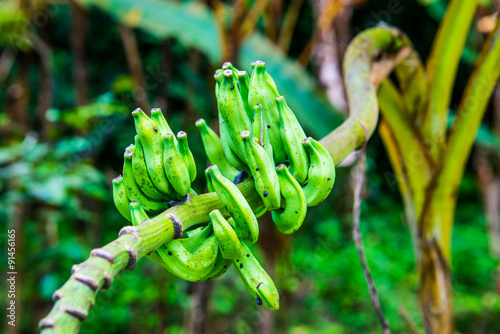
76, 0, 221, 62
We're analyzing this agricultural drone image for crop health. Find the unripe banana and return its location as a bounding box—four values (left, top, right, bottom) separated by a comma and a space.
217, 69, 252, 164
157, 224, 218, 282
251, 104, 274, 161
132, 108, 173, 196
132, 135, 171, 200
214, 70, 223, 96
275, 96, 309, 184
177, 131, 197, 183
219, 115, 247, 171
151, 107, 176, 145
271, 164, 307, 234
302, 137, 336, 206
222, 61, 240, 79
241, 131, 281, 210
210, 209, 242, 259
205, 165, 259, 243
249, 61, 286, 164
122, 147, 169, 213
195, 118, 240, 181
237, 70, 252, 119
198, 250, 232, 281
163, 133, 191, 198
233, 243, 280, 310
112, 175, 131, 222
129, 201, 164, 264
250, 61, 279, 93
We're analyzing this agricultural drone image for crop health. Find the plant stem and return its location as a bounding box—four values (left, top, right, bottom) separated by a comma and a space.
39, 25, 410, 334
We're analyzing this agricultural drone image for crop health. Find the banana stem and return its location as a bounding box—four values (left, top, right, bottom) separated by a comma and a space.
39, 25, 411, 334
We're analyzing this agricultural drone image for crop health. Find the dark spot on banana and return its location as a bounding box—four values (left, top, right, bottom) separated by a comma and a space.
240, 263, 243, 268
246, 254, 250, 257
224, 266, 227, 269
328, 177, 331, 180
256, 167, 260, 171
236, 259, 239, 262
256, 296, 263, 305
168, 251, 172, 256
153, 127, 158, 133
295, 211, 298, 214
263, 191, 268, 197
230, 84, 234, 89
267, 125, 271, 129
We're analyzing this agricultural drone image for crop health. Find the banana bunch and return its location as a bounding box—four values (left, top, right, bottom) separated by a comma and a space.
112, 107, 196, 220
112, 61, 336, 311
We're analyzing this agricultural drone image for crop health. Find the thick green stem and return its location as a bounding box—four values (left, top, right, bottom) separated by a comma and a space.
423, 0, 479, 159
39, 25, 409, 334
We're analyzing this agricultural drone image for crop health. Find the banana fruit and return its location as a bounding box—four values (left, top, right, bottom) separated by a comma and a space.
112, 175, 131, 222
205, 165, 259, 243
302, 137, 336, 206
276, 96, 309, 184
241, 131, 280, 210
210, 209, 241, 259
271, 164, 307, 234
195, 118, 239, 181
233, 243, 280, 310
157, 224, 218, 282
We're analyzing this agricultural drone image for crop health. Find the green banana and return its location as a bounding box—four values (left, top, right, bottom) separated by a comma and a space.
275, 96, 309, 184
210, 209, 241, 259
157, 224, 218, 282
271, 164, 307, 234
219, 114, 247, 171
237, 70, 252, 119
198, 250, 232, 281
132, 135, 171, 200
217, 69, 252, 164
233, 243, 280, 310
251, 104, 274, 161
214, 70, 224, 96
195, 118, 239, 181
177, 131, 197, 183
163, 133, 191, 198
241, 131, 281, 210
205, 165, 259, 243
132, 108, 172, 196
122, 147, 169, 213
112, 175, 131, 222
129, 201, 164, 264
250, 60, 278, 93
151, 107, 176, 145
302, 137, 336, 206
249, 61, 285, 164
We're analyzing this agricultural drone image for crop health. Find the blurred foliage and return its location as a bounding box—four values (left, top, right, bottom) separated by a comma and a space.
0, 0, 499, 333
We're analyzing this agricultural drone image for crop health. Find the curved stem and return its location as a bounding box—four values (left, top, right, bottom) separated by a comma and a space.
39, 25, 410, 334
